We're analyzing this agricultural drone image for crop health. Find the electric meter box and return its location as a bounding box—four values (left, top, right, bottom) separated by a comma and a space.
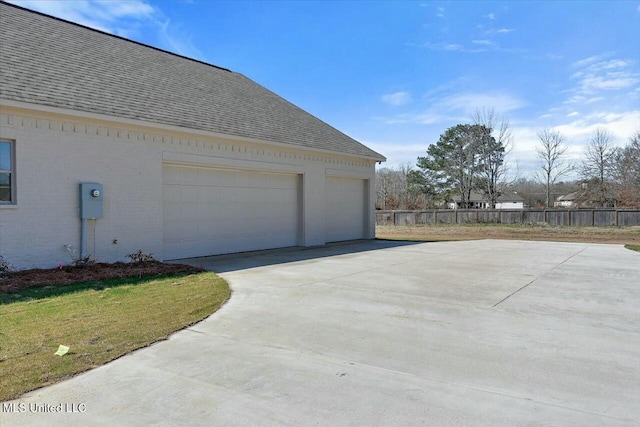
79, 182, 103, 219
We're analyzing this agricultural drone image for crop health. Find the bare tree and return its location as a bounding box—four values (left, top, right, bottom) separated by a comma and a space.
472, 107, 514, 208
612, 130, 640, 206
376, 167, 406, 210
535, 129, 573, 207
619, 130, 640, 186
376, 164, 432, 209
581, 128, 617, 206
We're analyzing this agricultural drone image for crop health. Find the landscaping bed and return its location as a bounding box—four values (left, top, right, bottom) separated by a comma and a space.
0, 261, 203, 294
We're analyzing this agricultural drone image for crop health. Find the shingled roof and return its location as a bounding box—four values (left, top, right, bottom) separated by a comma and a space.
0, 3, 385, 161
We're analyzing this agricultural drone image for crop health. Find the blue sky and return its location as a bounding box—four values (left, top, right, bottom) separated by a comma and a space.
11, 0, 640, 179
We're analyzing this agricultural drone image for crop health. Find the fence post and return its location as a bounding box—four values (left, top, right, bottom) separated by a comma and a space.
615, 210, 618, 226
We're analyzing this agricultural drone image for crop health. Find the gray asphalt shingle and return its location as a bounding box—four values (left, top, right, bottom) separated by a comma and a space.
0, 3, 385, 160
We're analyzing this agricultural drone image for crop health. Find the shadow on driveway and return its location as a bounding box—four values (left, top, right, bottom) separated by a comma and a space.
169, 239, 427, 273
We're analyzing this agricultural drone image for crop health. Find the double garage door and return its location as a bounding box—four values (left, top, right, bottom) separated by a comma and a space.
163, 164, 368, 259
163, 164, 301, 260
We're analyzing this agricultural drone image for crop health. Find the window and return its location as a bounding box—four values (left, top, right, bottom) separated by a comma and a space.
0, 140, 14, 204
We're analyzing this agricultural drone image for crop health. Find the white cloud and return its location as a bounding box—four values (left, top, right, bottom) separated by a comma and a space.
105, 2, 155, 18
565, 95, 605, 104
496, 28, 514, 34
382, 91, 412, 107
424, 41, 498, 54
485, 13, 496, 20
571, 55, 605, 68
438, 92, 527, 115
582, 75, 639, 91
10, 0, 205, 60
156, 18, 204, 60
11, 0, 155, 31
382, 111, 452, 125
566, 56, 640, 104
10, 0, 115, 32
436, 6, 445, 18
567, 112, 579, 117
589, 59, 632, 71
553, 111, 640, 142
380, 91, 526, 126
425, 42, 464, 51
365, 142, 428, 168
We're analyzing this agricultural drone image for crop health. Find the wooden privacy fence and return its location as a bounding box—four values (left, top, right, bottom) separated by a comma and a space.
376, 209, 640, 227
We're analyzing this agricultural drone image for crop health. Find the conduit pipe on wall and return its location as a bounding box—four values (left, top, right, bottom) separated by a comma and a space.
80, 218, 88, 259
79, 183, 104, 260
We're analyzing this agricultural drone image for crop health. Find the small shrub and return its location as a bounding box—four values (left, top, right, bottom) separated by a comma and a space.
0, 256, 11, 276
73, 256, 96, 268
127, 250, 156, 263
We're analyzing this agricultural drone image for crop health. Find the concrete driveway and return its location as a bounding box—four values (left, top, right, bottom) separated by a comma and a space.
2, 240, 639, 426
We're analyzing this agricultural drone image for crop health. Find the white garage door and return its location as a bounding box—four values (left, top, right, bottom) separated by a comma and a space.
325, 176, 367, 242
163, 164, 300, 259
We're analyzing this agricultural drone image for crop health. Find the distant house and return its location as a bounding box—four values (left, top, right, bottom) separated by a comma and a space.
554, 191, 581, 208
554, 190, 617, 208
448, 192, 524, 210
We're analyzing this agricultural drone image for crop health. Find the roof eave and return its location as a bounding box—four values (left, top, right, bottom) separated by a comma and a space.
1, 99, 386, 162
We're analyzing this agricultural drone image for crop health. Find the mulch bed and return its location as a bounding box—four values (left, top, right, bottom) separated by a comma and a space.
0, 261, 204, 294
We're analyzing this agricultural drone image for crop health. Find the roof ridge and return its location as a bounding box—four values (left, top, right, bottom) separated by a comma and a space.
0, 1, 233, 73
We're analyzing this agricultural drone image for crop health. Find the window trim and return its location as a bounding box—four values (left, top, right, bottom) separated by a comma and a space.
0, 139, 16, 205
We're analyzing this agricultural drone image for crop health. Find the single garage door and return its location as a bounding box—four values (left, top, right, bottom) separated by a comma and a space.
325, 176, 367, 242
163, 164, 300, 259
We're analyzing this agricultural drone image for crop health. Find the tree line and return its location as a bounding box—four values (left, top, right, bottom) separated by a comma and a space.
376, 108, 640, 209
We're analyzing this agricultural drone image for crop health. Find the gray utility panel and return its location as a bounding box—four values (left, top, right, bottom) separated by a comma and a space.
79, 182, 103, 219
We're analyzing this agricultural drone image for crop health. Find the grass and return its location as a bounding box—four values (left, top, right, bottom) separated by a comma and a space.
0, 272, 230, 401
376, 223, 640, 245
625, 244, 640, 252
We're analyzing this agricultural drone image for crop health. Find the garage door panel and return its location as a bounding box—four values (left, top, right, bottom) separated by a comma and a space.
162, 221, 181, 243
163, 165, 300, 259
163, 203, 181, 222
178, 167, 198, 185
163, 185, 181, 202
326, 176, 366, 242
162, 166, 181, 184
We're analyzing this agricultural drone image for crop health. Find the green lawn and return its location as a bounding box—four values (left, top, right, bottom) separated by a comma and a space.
625, 244, 640, 252
0, 272, 230, 401
376, 224, 640, 246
